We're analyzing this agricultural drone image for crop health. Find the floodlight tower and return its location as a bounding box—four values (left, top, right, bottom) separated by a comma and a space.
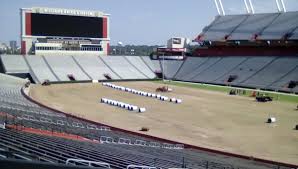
248, 0, 255, 14
275, 0, 282, 12
214, 0, 221, 15
244, 0, 251, 13
218, 0, 226, 15
213, 0, 225, 15
280, 0, 287, 12
275, 0, 287, 12
117, 41, 123, 55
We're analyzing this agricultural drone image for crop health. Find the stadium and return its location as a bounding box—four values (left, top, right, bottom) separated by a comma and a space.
0, 3, 298, 169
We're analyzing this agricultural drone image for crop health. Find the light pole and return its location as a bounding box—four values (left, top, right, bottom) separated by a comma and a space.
162, 52, 165, 83
117, 41, 123, 55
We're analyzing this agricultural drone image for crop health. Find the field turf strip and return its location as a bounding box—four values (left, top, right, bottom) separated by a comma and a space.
154, 80, 298, 103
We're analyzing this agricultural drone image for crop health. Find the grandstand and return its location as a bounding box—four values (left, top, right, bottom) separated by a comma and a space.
3, 73, 296, 169
197, 11, 298, 42
169, 56, 298, 93
0, 3, 298, 169
2, 54, 297, 93
0, 55, 157, 82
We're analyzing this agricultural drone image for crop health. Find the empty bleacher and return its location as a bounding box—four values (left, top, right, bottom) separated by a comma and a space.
160, 59, 184, 79
198, 11, 298, 41
101, 56, 146, 79
260, 11, 298, 40
139, 56, 157, 73
215, 56, 277, 85
43, 55, 90, 81
199, 15, 248, 41
0, 55, 29, 74
0, 55, 156, 83
229, 13, 280, 40
150, 59, 162, 73
289, 27, 298, 40
0, 68, 296, 168
269, 66, 298, 92
242, 57, 298, 89
0, 129, 243, 169
73, 55, 120, 80
1, 53, 298, 93
125, 56, 156, 79
24, 55, 58, 83
0, 73, 28, 85
0, 126, 293, 169
172, 56, 298, 93
174, 57, 208, 81
191, 57, 247, 83
187, 57, 222, 82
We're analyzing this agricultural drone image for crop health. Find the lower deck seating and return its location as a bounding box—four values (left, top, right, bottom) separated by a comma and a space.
0, 55, 156, 83
150, 59, 162, 73
187, 57, 222, 82
242, 57, 298, 89
173, 56, 298, 93
160, 60, 184, 79
73, 55, 120, 80
0, 128, 288, 169
191, 57, 247, 83
269, 66, 298, 92
140, 56, 156, 73
215, 56, 276, 85
125, 56, 156, 79
0, 55, 29, 73
44, 55, 90, 81
174, 57, 207, 80
1, 54, 297, 93
96, 56, 148, 79
25, 55, 58, 83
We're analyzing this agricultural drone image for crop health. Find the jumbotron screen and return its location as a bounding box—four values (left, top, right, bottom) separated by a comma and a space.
31, 13, 103, 38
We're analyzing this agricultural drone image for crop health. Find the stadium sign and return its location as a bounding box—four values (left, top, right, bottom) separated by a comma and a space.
32, 7, 104, 17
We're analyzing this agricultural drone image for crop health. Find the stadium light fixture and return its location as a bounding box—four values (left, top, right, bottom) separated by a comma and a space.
248, 0, 255, 14
214, 0, 222, 15
218, 0, 226, 15
280, 0, 287, 12
275, 0, 282, 12
117, 41, 123, 55
267, 40, 271, 45
244, 0, 251, 14
213, 0, 225, 16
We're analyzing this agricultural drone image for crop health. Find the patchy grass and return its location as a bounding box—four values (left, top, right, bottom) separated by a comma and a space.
154, 80, 298, 103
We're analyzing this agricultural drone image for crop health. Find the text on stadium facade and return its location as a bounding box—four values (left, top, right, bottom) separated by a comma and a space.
33, 7, 104, 17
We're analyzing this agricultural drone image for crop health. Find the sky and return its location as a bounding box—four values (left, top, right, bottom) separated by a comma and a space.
0, 0, 298, 46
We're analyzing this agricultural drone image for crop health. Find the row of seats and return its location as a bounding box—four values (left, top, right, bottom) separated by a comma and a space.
1, 128, 288, 169
0, 74, 291, 168
198, 11, 298, 41
0, 129, 183, 169
164, 56, 298, 93
1, 54, 297, 93
0, 73, 167, 144
0, 55, 158, 83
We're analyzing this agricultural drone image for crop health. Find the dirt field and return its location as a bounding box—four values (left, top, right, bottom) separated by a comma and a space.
29, 81, 298, 164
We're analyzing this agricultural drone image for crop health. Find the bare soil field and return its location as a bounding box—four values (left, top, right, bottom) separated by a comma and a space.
30, 81, 298, 164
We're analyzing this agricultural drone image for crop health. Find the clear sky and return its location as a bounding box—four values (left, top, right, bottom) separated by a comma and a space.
0, 0, 298, 45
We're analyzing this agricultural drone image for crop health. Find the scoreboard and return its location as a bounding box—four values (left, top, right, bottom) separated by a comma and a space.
31, 13, 104, 38
21, 7, 110, 55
